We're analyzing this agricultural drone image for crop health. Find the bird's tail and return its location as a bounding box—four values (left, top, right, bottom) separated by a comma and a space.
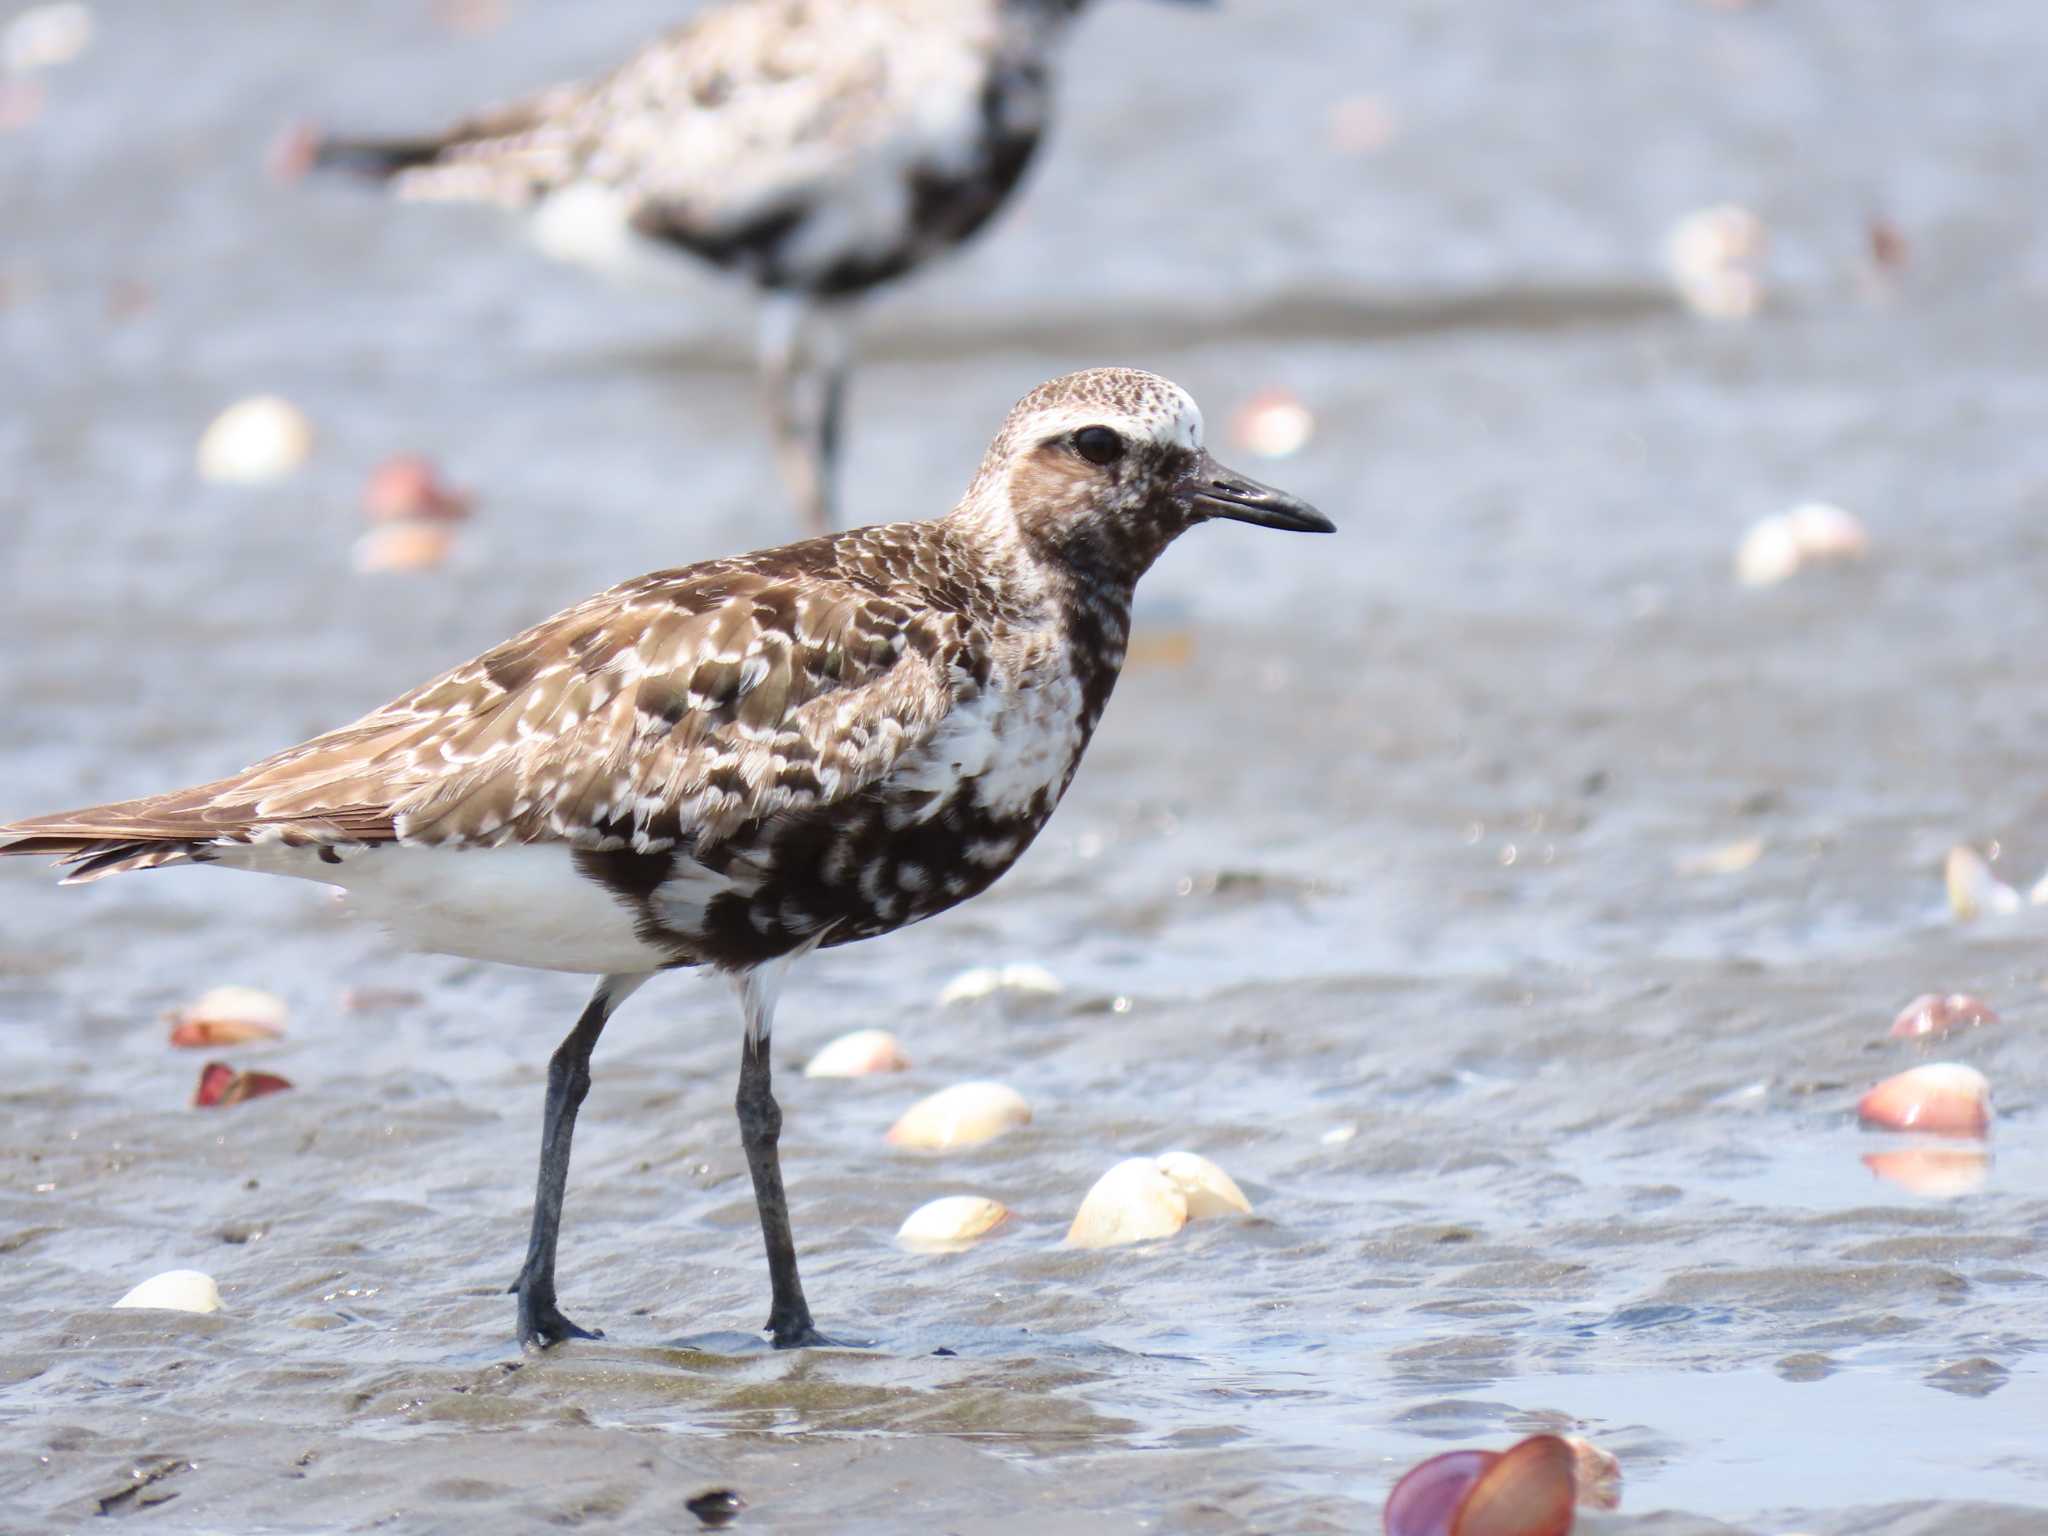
308, 133, 455, 182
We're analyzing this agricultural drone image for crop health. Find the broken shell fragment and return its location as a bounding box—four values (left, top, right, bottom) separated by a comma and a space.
167, 985, 285, 1048
804, 1027, 909, 1079
1945, 846, 2022, 920
1863, 1147, 1990, 1198
193, 1061, 294, 1109
196, 394, 314, 485
1889, 993, 1997, 1040
362, 454, 473, 523
1563, 1436, 1621, 1512
896, 1195, 1010, 1251
1064, 1158, 1188, 1249
885, 1081, 1030, 1150
1857, 1063, 1990, 1138
114, 1269, 222, 1314
936, 964, 1061, 1007
1675, 837, 1763, 876
1383, 1435, 1578, 1536
1154, 1151, 1253, 1219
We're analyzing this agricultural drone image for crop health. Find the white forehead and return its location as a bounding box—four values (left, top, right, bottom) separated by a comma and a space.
1004, 369, 1206, 453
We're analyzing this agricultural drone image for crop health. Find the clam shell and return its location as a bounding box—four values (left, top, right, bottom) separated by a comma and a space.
1154, 1151, 1253, 1219
1945, 846, 2021, 920
804, 1028, 910, 1079
885, 1081, 1030, 1150
114, 1269, 222, 1314
1064, 1158, 1187, 1249
1449, 1435, 1576, 1536
196, 394, 313, 485
1384, 1449, 1495, 1536
1889, 993, 1997, 1040
1857, 1063, 1991, 1138
896, 1195, 1010, 1251
167, 985, 285, 1048
936, 964, 1062, 1008
1563, 1435, 1621, 1511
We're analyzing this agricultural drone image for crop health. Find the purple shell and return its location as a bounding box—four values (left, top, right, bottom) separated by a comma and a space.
1383, 1449, 1498, 1536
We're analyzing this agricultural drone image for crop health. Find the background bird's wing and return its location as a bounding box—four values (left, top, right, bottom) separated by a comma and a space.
353, 1, 995, 230
0, 560, 966, 861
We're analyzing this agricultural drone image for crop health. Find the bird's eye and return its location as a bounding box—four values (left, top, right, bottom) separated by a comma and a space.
1072, 426, 1125, 466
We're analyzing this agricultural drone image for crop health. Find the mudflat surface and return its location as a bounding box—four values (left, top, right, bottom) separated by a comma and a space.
3, 2, 2047, 1532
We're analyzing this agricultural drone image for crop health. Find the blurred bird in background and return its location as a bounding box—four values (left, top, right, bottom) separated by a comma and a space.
308, 0, 1213, 535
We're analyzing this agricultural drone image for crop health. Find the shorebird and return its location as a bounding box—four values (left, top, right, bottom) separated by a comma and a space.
1, 368, 1331, 1351
308, 0, 1210, 535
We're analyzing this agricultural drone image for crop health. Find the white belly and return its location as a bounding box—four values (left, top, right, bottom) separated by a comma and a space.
221, 841, 675, 975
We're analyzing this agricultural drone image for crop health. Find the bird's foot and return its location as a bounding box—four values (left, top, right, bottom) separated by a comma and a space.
513, 1281, 605, 1351
767, 1314, 857, 1350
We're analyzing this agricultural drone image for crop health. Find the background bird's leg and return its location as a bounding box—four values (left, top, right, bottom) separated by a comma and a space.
509, 973, 647, 1350
757, 294, 854, 537
730, 962, 831, 1347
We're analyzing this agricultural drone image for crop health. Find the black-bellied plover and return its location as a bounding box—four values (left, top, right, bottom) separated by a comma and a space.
2, 367, 1331, 1351
309, 0, 1209, 534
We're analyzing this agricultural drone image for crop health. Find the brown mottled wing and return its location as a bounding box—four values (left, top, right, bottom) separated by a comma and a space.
1, 562, 963, 862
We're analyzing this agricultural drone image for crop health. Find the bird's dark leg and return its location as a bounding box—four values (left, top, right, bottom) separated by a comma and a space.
730, 964, 833, 1348
509, 973, 646, 1350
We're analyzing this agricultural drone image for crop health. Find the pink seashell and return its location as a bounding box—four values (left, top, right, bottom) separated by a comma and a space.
353, 520, 457, 573
1384, 1450, 1497, 1536
1889, 993, 1997, 1040
1863, 1147, 1990, 1198
804, 1027, 909, 1078
1451, 1435, 1577, 1536
193, 1061, 293, 1109
1857, 1063, 1990, 1138
362, 455, 473, 524
1384, 1436, 1578, 1536
167, 984, 286, 1048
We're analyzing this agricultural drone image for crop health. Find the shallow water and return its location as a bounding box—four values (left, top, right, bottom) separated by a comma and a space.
5, 1, 2048, 1531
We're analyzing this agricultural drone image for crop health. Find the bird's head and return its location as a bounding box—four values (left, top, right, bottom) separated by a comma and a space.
962, 366, 1332, 586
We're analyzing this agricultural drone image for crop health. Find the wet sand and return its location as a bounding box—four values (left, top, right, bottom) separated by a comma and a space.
4, 2, 2047, 1531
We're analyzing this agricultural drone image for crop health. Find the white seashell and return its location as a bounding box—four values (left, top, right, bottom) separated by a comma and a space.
4, 3, 93, 73
1945, 846, 2022, 920
885, 1081, 1030, 1150
1666, 203, 1768, 319
1320, 1123, 1357, 1146
1735, 515, 1803, 587
1675, 837, 1764, 876
173, 985, 284, 1030
804, 1027, 910, 1078
1064, 1158, 1187, 1249
1154, 1151, 1253, 1219
936, 964, 1062, 1008
895, 1195, 1010, 1251
197, 395, 314, 485
114, 1269, 222, 1314
1784, 501, 1869, 560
